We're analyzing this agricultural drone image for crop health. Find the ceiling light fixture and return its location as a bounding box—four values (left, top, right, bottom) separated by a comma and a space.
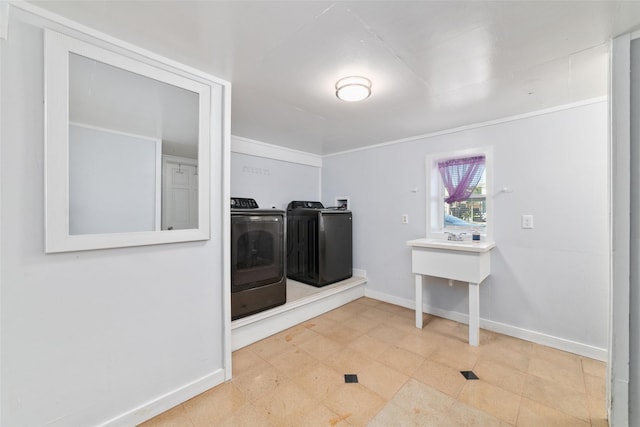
335, 76, 372, 102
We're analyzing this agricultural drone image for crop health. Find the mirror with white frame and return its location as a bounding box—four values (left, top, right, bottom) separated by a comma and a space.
45, 29, 220, 252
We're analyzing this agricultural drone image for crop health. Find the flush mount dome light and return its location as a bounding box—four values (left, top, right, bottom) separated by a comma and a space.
335, 76, 372, 102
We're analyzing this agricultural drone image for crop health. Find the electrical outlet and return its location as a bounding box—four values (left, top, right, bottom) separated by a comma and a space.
521, 214, 534, 229
402, 214, 409, 224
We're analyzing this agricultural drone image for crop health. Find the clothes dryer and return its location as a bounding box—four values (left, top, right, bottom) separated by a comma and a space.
231, 197, 286, 320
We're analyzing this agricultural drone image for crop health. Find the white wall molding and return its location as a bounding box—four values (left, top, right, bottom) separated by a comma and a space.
231, 135, 322, 168
100, 369, 226, 427
364, 288, 608, 361
325, 97, 608, 158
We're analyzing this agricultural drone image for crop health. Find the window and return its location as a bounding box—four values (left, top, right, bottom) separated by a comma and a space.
426, 148, 492, 238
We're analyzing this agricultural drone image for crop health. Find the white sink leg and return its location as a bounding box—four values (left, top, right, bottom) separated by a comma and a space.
415, 274, 423, 328
468, 282, 479, 346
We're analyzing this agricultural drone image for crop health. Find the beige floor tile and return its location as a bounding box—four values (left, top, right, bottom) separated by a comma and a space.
217, 402, 272, 427
581, 357, 606, 379
138, 404, 193, 427
584, 373, 606, 401
585, 374, 607, 421
288, 403, 349, 427
183, 382, 246, 427
267, 346, 320, 378
323, 346, 376, 374
591, 419, 610, 427
143, 299, 613, 427
458, 380, 521, 424
393, 305, 418, 320
516, 397, 590, 427
253, 381, 317, 425
412, 410, 461, 427
531, 344, 583, 369
343, 312, 383, 333
322, 306, 360, 323
473, 359, 527, 396
359, 306, 393, 321
528, 356, 585, 392
248, 334, 295, 361
367, 324, 409, 346
347, 333, 391, 358
522, 374, 590, 421
368, 401, 418, 427
358, 360, 409, 400
377, 345, 425, 376
385, 313, 425, 334
479, 342, 531, 373
355, 297, 381, 307
430, 339, 480, 371
450, 323, 480, 345
423, 316, 463, 336
321, 324, 365, 346
232, 363, 289, 403
588, 396, 608, 423
392, 378, 456, 415
274, 323, 319, 347
338, 300, 370, 317
301, 316, 340, 335
446, 400, 504, 427
296, 333, 344, 361
232, 347, 268, 377
396, 330, 442, 358
323, 382, 387, 426
412, 358, 467, 398
484, 333, 534, 356
292, 363, 344, 401
376, 301, 407, 314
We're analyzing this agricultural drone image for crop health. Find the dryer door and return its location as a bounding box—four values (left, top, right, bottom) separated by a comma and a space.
231, 214, 285, 292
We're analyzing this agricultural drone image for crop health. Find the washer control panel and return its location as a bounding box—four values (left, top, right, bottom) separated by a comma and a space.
230, 197, 259, 209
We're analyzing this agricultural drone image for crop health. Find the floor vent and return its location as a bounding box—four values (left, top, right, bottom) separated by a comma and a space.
344, 374, 358, 383
460, 371, 479, 380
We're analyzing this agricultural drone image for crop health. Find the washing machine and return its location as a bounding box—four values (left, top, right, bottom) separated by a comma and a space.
286, 201, 352, 287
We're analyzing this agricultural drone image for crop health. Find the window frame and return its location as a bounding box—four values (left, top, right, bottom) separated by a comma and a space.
425, 147, 493, 240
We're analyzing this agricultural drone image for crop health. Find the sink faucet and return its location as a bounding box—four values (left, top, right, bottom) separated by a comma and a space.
446, 232, 466, 241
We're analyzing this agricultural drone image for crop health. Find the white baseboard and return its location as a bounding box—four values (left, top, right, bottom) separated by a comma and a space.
100, 369, 226, 427
364, 288, 608, 361
232, 277, 367, 351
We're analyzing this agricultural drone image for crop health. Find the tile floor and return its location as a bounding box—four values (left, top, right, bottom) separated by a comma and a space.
140, 297, 608, 426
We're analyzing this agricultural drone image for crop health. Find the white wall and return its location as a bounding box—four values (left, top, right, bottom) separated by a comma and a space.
1, 8, 226, 427
322, 101, 610, 358
231, 137, 321, 209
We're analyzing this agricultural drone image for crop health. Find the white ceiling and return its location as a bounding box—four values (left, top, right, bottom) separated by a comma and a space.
31, 1, 640, 155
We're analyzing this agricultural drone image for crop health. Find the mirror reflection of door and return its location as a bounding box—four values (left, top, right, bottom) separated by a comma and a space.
69, 52, 200, 234
162, 156, 198, 230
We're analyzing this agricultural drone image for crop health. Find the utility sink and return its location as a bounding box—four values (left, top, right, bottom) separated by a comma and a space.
406, 237, 497, 346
